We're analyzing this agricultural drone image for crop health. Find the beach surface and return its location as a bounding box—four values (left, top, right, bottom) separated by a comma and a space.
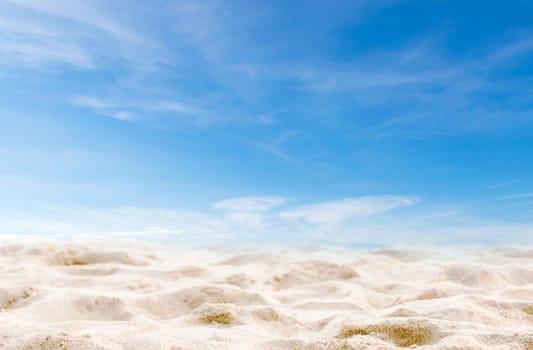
0, 241, 532, 349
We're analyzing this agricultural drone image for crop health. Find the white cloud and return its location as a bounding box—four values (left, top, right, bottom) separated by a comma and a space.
257, 114, 275, 125
0, 0, 163, 70
70, 96, 202, 123
210, 196, 287, 232
487, 180, 523, 189
69, 96, 134, 121
501, 192, 533, 200
256, 131, 295, 162
70, 96, 114, 109
151, 101, 197, 114
6, 0, 138, 43
107, 111, 135, 121
3, 195, 533, 245
0, 14, 94, 69
0, 203, 228, 240
487, 35, 533, 63
0, 39, 94, 69
280, 195, 420, 224
212, 196, 286, 212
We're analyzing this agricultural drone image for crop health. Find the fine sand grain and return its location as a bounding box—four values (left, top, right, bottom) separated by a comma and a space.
0, 242, 532, 349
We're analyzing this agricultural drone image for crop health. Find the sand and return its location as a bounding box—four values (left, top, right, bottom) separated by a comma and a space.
0, 242, 531, 349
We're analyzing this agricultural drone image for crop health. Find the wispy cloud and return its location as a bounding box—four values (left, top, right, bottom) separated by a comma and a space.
487, 33, 533, 63
279, 195, 420, 224
0, 203, 221, 240
0, 0, 162, 70
150, 101, 198, 114
256, 111, 282, 125
212, 196, 286, 212
69, 95, 134, 121
0, 12, 94, 69
5, 0, 532, 136
211, 196, 287, 233
70, 96, 114, 109
171, 0, 401, 66
256, 131, 296, 162
4, 194, 531, 245
0, 196, 287, 241
221, 32, 533, 136
69, 95, 200, 123
501, 192, 533, 200
108, 111, 135, 121
274, 33, 533, 94
3, 195, 420, 239
487, 180, 523, 189
6, 0, 138, 42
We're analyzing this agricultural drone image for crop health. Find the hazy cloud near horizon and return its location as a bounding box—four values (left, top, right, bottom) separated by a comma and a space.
1, 195, 532, 245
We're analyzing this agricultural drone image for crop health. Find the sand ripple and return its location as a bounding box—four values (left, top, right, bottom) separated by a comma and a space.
0, 242, 532, 349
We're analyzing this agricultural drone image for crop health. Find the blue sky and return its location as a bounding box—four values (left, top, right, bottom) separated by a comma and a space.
1, 0, 533, 244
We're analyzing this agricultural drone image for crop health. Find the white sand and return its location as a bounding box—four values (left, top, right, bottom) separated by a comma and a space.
0, 242, 532, 349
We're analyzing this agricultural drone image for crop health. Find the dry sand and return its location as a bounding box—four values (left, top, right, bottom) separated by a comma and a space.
0, 241, 531, 349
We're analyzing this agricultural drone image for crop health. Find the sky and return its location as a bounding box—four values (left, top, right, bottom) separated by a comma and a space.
1, 0, 533, 245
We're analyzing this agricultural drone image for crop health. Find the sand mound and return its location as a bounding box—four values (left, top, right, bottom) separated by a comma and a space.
0, 242, 532, 349
0, 331, 107, 350
0, 286, 35, 310
49, 250, 146, 266
338, 321, 439, 347
195, 303, 239, 326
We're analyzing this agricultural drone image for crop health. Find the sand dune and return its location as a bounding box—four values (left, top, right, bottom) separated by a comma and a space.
0, 242, 532, 349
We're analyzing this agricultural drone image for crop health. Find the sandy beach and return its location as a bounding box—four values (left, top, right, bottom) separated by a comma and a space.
0, 241, 531, 349
3, 0, 533, 348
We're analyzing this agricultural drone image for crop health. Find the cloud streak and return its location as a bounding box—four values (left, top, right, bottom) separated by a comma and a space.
212, 196, 286, 212
501, 192, 533, 200
487, 180, 523, 189
6, 0, 138, 42
70, 96, 115, 109
150, 101, 198, 114
279, 195, 421, 224
69, 96, 134, 121
69, 95, 200, 123
4, 0, 533, 136
0, 0, 163, 70
3, 194, 533, 245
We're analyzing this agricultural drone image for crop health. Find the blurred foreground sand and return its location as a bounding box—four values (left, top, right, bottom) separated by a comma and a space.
0, 241, 532, 349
